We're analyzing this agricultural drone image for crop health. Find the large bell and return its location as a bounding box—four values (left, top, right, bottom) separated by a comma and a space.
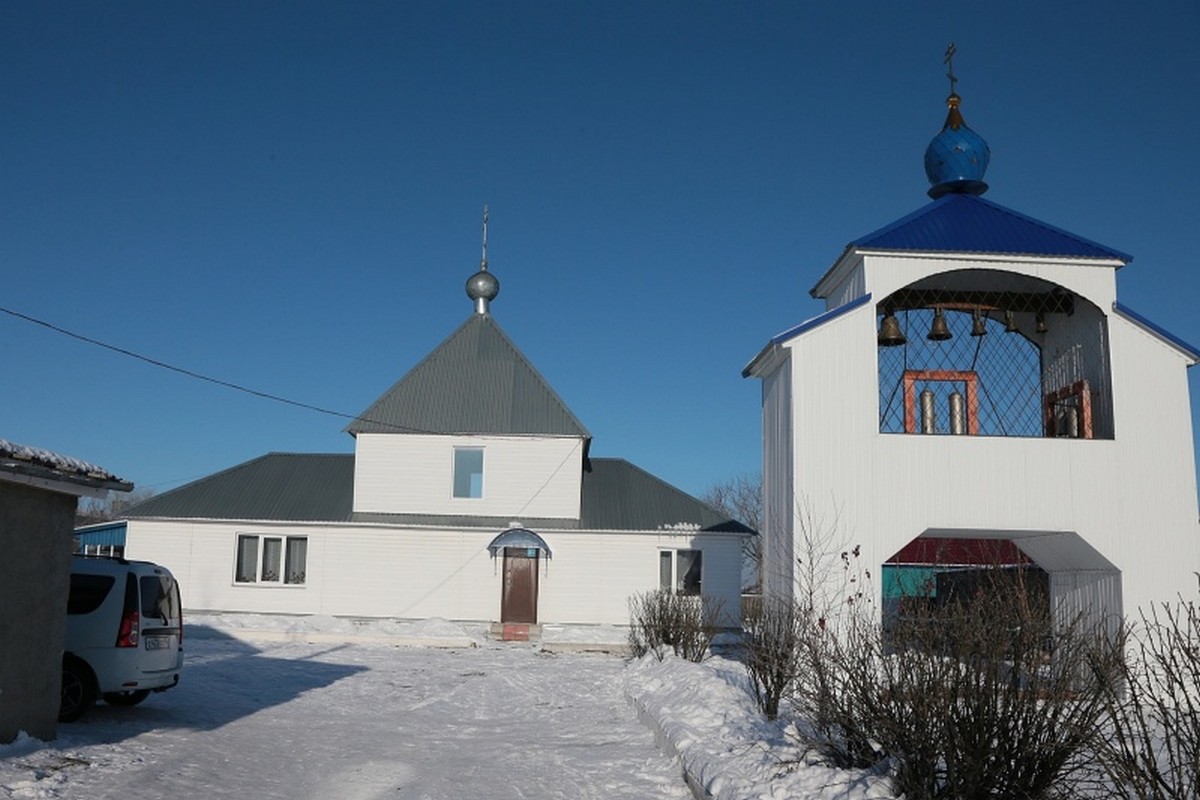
877, 311, 907, 347
927, 307, 952, 341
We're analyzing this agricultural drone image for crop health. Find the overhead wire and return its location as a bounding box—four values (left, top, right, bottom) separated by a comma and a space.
0, 304, 430, 434
1, 303, 590, 513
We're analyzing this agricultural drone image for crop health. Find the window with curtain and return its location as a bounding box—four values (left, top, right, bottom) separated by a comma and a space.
234, 534, 308, 585
235, 535, 259, 583
285, 538, 308, 584
659, 549, 702, 596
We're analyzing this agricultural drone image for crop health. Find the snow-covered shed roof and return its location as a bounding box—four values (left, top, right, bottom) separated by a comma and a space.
0, 438, 132, 494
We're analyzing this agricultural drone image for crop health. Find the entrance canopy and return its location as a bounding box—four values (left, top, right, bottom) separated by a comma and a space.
487, 528, 551, 558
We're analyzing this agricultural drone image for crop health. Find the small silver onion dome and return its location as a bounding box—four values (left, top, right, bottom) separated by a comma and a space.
466, 269, 499, 314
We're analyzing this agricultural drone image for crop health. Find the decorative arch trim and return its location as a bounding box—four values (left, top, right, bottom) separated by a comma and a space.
487, 528, 551, 558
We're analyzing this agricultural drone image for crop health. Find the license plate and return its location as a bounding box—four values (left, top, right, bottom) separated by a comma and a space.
144, 636, 173, 650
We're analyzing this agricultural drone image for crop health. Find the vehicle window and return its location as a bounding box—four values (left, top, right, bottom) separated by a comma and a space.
68, 574, 116, 614
140, 576, 180, 622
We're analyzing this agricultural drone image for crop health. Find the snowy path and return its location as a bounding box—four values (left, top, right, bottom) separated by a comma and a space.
1, 631, 690, 800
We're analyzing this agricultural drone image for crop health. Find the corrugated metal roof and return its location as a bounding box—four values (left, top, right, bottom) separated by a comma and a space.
123, 453, 750, 534
580, 459, 752, 533
345, 314, 591, 438
125, 453, 355, 522
849, 194, 1132, 262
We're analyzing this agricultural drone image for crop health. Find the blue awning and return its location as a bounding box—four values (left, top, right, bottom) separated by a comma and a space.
487, 528, 551, 558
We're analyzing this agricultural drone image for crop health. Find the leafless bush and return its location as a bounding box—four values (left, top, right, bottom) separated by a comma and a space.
1098, 590, 1200, 799
792, 568, 1122, 798
741, 595, 804, 719
627, 590, 724, 662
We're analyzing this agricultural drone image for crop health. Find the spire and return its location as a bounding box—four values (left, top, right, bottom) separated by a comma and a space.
465, 205, 500, 315
924, 43, 990, 199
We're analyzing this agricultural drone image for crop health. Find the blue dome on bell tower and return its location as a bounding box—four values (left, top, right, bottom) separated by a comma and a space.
924, 92, 990, 198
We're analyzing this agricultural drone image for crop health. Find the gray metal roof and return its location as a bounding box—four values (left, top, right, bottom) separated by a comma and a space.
125, 453, 355, 522
579, 458, 751, 533
123, 453, 749, 534
345, 314, 591, 439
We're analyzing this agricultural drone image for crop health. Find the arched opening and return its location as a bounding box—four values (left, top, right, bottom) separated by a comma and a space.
876, 270, 1114, 439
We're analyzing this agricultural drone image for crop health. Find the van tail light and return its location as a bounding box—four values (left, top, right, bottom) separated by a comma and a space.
118, 573, 140, 647
116, 609, 140, 648
178, 606, 184, 646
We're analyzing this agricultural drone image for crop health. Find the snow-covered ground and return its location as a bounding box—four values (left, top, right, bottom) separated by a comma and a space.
1, 615, 895, 800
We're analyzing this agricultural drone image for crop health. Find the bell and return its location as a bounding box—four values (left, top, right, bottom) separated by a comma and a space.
970, 309, 988, 337
1004, 309, 1018, 333
927, 307, 952, 341
877, 310, 907, 347
1036, 312, 1048, 334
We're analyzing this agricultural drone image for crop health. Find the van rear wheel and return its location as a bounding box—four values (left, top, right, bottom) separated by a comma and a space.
103, 690, 151, 706
60, 658, 97, 722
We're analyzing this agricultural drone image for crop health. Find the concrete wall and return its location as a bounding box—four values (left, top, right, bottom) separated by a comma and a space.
0, 482, 76, 743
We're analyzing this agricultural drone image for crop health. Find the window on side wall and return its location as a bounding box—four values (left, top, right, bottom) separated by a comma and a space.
659, 549, 702, 596
235, 534, 308, 585
453, 447, 484, 499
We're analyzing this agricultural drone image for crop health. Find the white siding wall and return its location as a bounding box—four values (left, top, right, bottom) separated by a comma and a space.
859, 253, 1120, 311
124, 520, 745, 626
353, 433, 584, 519
539, 530, 744, 627
760, 360, 794, 599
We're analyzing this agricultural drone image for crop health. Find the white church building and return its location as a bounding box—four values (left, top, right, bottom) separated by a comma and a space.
744, 84, 1200, 632
119, 229, 750, 632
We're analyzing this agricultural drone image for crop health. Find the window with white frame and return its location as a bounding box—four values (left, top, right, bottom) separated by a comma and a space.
659, 549, 702, 596
452, 447, 484, 499
235, 534, 308, 585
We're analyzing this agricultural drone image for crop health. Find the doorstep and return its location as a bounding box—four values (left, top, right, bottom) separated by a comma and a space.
489, 622, 542, 642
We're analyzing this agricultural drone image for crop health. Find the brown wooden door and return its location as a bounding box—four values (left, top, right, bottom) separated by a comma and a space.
501, 548, 538, 624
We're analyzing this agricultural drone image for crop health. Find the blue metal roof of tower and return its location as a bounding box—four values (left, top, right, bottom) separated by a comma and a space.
850, 192, 1133, 262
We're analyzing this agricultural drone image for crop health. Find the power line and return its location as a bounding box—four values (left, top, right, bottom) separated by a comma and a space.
0, 304, 428, 434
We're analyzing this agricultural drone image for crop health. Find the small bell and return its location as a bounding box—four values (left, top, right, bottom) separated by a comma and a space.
1004, 310, 1018, 333
970, 309, 987, 337
927, 308, 952, 341
1036, 312, 1048, 334
878, 309, 907, 347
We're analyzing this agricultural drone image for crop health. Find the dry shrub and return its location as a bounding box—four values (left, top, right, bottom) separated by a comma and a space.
741, 595, 804, 719
792, 568, 1122, 799
627, 590, 724, 662
1098, 591, 1200, 799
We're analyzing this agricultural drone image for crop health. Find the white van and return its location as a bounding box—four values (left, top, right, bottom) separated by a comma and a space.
62, 555, 184, 721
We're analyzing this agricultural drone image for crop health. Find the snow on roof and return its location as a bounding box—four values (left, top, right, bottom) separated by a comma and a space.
0, 438, 130, 489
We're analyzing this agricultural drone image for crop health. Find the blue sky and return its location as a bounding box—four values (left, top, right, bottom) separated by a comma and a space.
3, 2, 1199, 501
